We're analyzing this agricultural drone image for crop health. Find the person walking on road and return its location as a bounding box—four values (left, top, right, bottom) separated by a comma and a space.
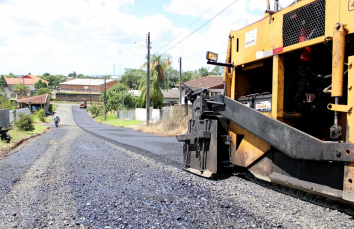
54, 115, 60, 127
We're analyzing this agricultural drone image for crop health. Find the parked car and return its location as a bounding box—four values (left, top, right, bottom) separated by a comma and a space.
80, 101, 87, 109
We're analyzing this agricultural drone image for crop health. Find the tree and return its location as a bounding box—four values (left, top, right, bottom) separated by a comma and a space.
210, 66, 224, 75
182, 70, 199, 83
120, 68, 145, 89
77, 74, 84, 78
163, 68, 179, 89
6, 73, 17, 78
28, 72, 31, 75
139, 53, 172, 108
198, 67, 210, 77
138, 74, 163, 108
68, 71, 77, 78
100, 83, 137, 111
0, 75, 8, 88
35, 80, 48, 90
141, 53, 172, 83
34, 88, 51, 96
42, 74, 56, 86
13, 83, 28, 95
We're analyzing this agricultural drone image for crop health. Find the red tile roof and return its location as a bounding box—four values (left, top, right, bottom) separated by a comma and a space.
5, 75, 48, 85
17, 94, 49, 105
180, 75, 224, 89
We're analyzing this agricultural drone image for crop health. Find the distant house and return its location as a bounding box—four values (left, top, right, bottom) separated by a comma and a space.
177, 75, 224, 104
161, 88, 180, 106
60, 79, 117, 93
5, 75, 48, 92
16, 94, 50, 113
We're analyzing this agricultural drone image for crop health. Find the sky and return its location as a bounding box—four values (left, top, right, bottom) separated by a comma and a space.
0, 0, 294, 76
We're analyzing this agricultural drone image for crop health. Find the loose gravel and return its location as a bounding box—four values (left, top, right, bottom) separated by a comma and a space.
0, 104, 353, 228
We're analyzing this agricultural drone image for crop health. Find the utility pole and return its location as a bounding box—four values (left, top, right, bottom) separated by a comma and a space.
89, 83, 92, 106
146, 32, 151, 126
122, 90, 124, 111
104, 77, 107, 121
179, 57, 182, 104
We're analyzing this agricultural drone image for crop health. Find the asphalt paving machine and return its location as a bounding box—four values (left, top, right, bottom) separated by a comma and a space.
177, 0, 354, 203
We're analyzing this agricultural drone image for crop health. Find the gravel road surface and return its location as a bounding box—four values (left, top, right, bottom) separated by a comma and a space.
0, 104, 353, 228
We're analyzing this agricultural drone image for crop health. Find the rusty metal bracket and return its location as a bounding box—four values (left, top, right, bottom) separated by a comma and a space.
327, 103, 353, 113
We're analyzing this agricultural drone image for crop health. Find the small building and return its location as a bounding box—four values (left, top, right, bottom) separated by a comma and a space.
16, 94, 50, 113
161, 88, 180, 106
5, 75, 49, 93
178, 75, 224, 104
60, 79, 117, 93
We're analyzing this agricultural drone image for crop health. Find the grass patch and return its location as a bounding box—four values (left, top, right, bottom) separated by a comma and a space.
0, 125, 49, 153
95, 113, 143, 128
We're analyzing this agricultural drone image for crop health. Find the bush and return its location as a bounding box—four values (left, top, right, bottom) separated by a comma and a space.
48, 104, 57, 112
35, 108, 46, 122
14, 113, 34, 132
87, 104, 104, 118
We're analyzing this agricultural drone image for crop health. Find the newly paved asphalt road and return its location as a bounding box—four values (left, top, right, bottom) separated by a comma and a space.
71, 106, 184, 168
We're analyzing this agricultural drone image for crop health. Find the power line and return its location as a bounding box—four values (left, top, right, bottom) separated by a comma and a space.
156, 0, 223, 52
163, 0, 239, 54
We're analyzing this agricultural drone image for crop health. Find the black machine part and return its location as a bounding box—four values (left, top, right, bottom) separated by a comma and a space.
211, 95, 354, 162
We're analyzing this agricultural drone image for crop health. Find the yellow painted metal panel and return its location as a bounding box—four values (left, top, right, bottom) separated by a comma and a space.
325, 0, 340, 36
228, 0, 347, 66
229, 122, 271, 168
272, 54, 285, 119
343, 56, 354, 201
340, 0, 354, 34
346, 56, 354, 143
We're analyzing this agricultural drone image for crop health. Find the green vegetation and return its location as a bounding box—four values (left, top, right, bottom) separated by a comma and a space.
48, 104, 57, 112
34, 109, 46, 122
0, 99, 16, 109
12, 83, 29, 95
0, 75, 8, 88
34, 79, 48, 90
14, 113, 35, 132
87, 104, 104, 118
138, 53, 171, 108
0, 125, 48, 151
95, 113, 143, 127
100, 83, 137, 111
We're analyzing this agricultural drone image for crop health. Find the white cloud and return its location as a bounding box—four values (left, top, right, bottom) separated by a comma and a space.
0, 0, 295, 75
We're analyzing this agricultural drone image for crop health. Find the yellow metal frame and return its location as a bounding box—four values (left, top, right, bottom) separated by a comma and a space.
343, 56, 354, 201
228, 0, 351, 67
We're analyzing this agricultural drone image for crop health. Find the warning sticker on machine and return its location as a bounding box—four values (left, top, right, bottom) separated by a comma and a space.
255, 101, 271, 112
245, 28, 257, 48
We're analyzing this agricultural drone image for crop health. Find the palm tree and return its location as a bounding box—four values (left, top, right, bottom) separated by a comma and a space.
141, 53, 172, 84
139, 53, 171, 108
138, 74, 163, 108
13, 83, 28, 95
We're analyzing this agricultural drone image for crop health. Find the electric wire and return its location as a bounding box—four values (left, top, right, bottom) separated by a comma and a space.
156, 0, 223, 52
162, 0, 239, 54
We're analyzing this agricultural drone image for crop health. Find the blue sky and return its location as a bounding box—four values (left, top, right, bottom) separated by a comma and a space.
0, 0, 293, 76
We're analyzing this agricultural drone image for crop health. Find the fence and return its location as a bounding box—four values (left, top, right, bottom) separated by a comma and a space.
56, 93, 100, 102
133, 106, 177, 123
0, 109, 10, 129
117, 110, 135, 120
9, 108, 31, 124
